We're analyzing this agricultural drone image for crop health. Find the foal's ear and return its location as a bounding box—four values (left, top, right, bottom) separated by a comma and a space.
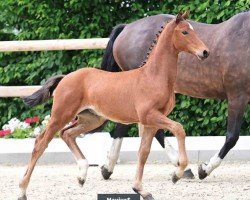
182, 11, 190, 20
176, 11, 184, 24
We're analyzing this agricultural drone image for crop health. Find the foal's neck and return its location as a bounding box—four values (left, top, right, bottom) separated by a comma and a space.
144, 21, 178, 83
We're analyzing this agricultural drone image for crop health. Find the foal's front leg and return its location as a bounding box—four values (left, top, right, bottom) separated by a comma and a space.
133, 125, 157, 200
146, 111, 188, 183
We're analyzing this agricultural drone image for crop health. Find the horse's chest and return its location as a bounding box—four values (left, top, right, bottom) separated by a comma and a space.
158, 93, 175, 115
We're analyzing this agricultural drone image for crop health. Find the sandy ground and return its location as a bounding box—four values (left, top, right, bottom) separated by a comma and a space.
0, 162, 250, 200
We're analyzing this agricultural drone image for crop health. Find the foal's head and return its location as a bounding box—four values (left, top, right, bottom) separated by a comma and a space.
172, 11, 209, 60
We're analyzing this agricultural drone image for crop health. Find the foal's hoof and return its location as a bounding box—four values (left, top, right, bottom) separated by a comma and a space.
18, 195, 27, 200
183, 168, 195, 179
198, 163, 208, 180
143, 194, 155, 200
172, 173, 181, 184
77, 177, 85, 187
101, 165, 113, 180
132, 188, 155, 200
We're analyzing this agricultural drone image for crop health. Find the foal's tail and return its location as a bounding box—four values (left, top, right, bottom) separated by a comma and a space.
23, 75, 65, 107
101, 24, 126, 72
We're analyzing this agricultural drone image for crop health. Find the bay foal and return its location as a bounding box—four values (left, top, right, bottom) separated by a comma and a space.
20, 12, 209, 200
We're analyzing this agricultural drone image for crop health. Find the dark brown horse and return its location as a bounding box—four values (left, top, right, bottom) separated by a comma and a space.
21, 13, 209, 200
99, 11, 250, 180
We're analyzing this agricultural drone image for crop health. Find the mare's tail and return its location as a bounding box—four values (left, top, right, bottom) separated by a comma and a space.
101, 24, 126, 72
23, 75, 65, 107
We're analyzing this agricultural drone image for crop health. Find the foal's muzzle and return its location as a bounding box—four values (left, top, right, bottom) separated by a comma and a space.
196, 49, 210, 60
203, 50, 209, 58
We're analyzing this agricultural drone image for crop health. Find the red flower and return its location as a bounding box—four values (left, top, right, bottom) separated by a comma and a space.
0, 129, 11, 136
32, 116, 40, 123
24, 116, 40, 124
24, 118, 33, 124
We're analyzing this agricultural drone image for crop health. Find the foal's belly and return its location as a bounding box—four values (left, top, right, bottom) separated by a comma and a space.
84, 104, 139, 124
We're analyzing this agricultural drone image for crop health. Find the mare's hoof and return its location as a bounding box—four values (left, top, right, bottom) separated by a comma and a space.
18, 195, 27, 200
143, 194, 155, 200
77, 177, 85, 187
183, 168, 195, 179
101, 165, 113, 180
198, 163, 208, 180
172, 173, 181, 184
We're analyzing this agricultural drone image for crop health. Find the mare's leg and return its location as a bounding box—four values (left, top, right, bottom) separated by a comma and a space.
133, 125, 157, 200
198, 96, 248, 179
60, 110, 106, 186
101, 123, 129, 179
155, 129, 194, 179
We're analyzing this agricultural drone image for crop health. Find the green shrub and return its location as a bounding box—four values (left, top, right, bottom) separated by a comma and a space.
0, 0, 249, 137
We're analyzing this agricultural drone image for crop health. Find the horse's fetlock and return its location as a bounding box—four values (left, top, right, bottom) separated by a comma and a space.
179, 158, 188, 169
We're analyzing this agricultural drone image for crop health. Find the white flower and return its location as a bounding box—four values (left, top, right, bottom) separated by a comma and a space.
8, 118, 21, 129
44, 115, 51, 120
42, 120, 49, 126
42, 115, 50, 126
2, 124, 14, 133
2, 117, 32, 134
18, 122, 30, 129
2, 118, 21, 133
30, 127, 42, 137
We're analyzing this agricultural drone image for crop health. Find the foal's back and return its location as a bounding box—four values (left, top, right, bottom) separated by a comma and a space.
53, 67, 143, 123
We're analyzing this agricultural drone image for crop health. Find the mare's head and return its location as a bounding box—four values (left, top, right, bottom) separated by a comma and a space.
172, 11, 209, 60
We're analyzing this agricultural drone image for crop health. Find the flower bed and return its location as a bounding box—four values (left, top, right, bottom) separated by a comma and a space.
0, 115, 50, 139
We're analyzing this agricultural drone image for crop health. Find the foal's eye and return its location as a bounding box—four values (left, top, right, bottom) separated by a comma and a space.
182, 31, 188, 35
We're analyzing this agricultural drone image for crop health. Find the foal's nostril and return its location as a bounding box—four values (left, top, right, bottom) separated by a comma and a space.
203, 50, 209, 58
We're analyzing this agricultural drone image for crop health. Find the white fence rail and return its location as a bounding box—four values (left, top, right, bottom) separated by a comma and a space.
0, 38, 109, 52
0, 38, 109, 97
0, 86, 41, 97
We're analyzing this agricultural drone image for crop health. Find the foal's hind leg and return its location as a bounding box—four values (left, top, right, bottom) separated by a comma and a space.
18, 117, 71, 200
60, 110, 106, 186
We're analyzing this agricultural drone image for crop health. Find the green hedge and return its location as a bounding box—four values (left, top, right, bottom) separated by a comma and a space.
0, 0, 249, 136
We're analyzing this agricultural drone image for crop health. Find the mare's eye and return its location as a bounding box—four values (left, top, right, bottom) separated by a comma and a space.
182, 31, 188, 35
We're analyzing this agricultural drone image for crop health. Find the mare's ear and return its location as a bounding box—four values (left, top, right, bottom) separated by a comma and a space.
176, 11, 183, 24
182, 11, 190, 20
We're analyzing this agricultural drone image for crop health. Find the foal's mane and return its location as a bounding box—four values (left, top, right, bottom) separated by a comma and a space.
138, 20, 170, 68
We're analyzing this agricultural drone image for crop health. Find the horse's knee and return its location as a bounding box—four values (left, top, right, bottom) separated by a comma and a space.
225, 134, 239, 149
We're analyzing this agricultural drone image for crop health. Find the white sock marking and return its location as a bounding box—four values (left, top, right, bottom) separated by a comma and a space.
175, 167, 184, 178
105, 138, 123, 172
77, 159, 89, 182
204, 153, 222, 175
18, 188, 26, 198
164, 138, 179, 167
